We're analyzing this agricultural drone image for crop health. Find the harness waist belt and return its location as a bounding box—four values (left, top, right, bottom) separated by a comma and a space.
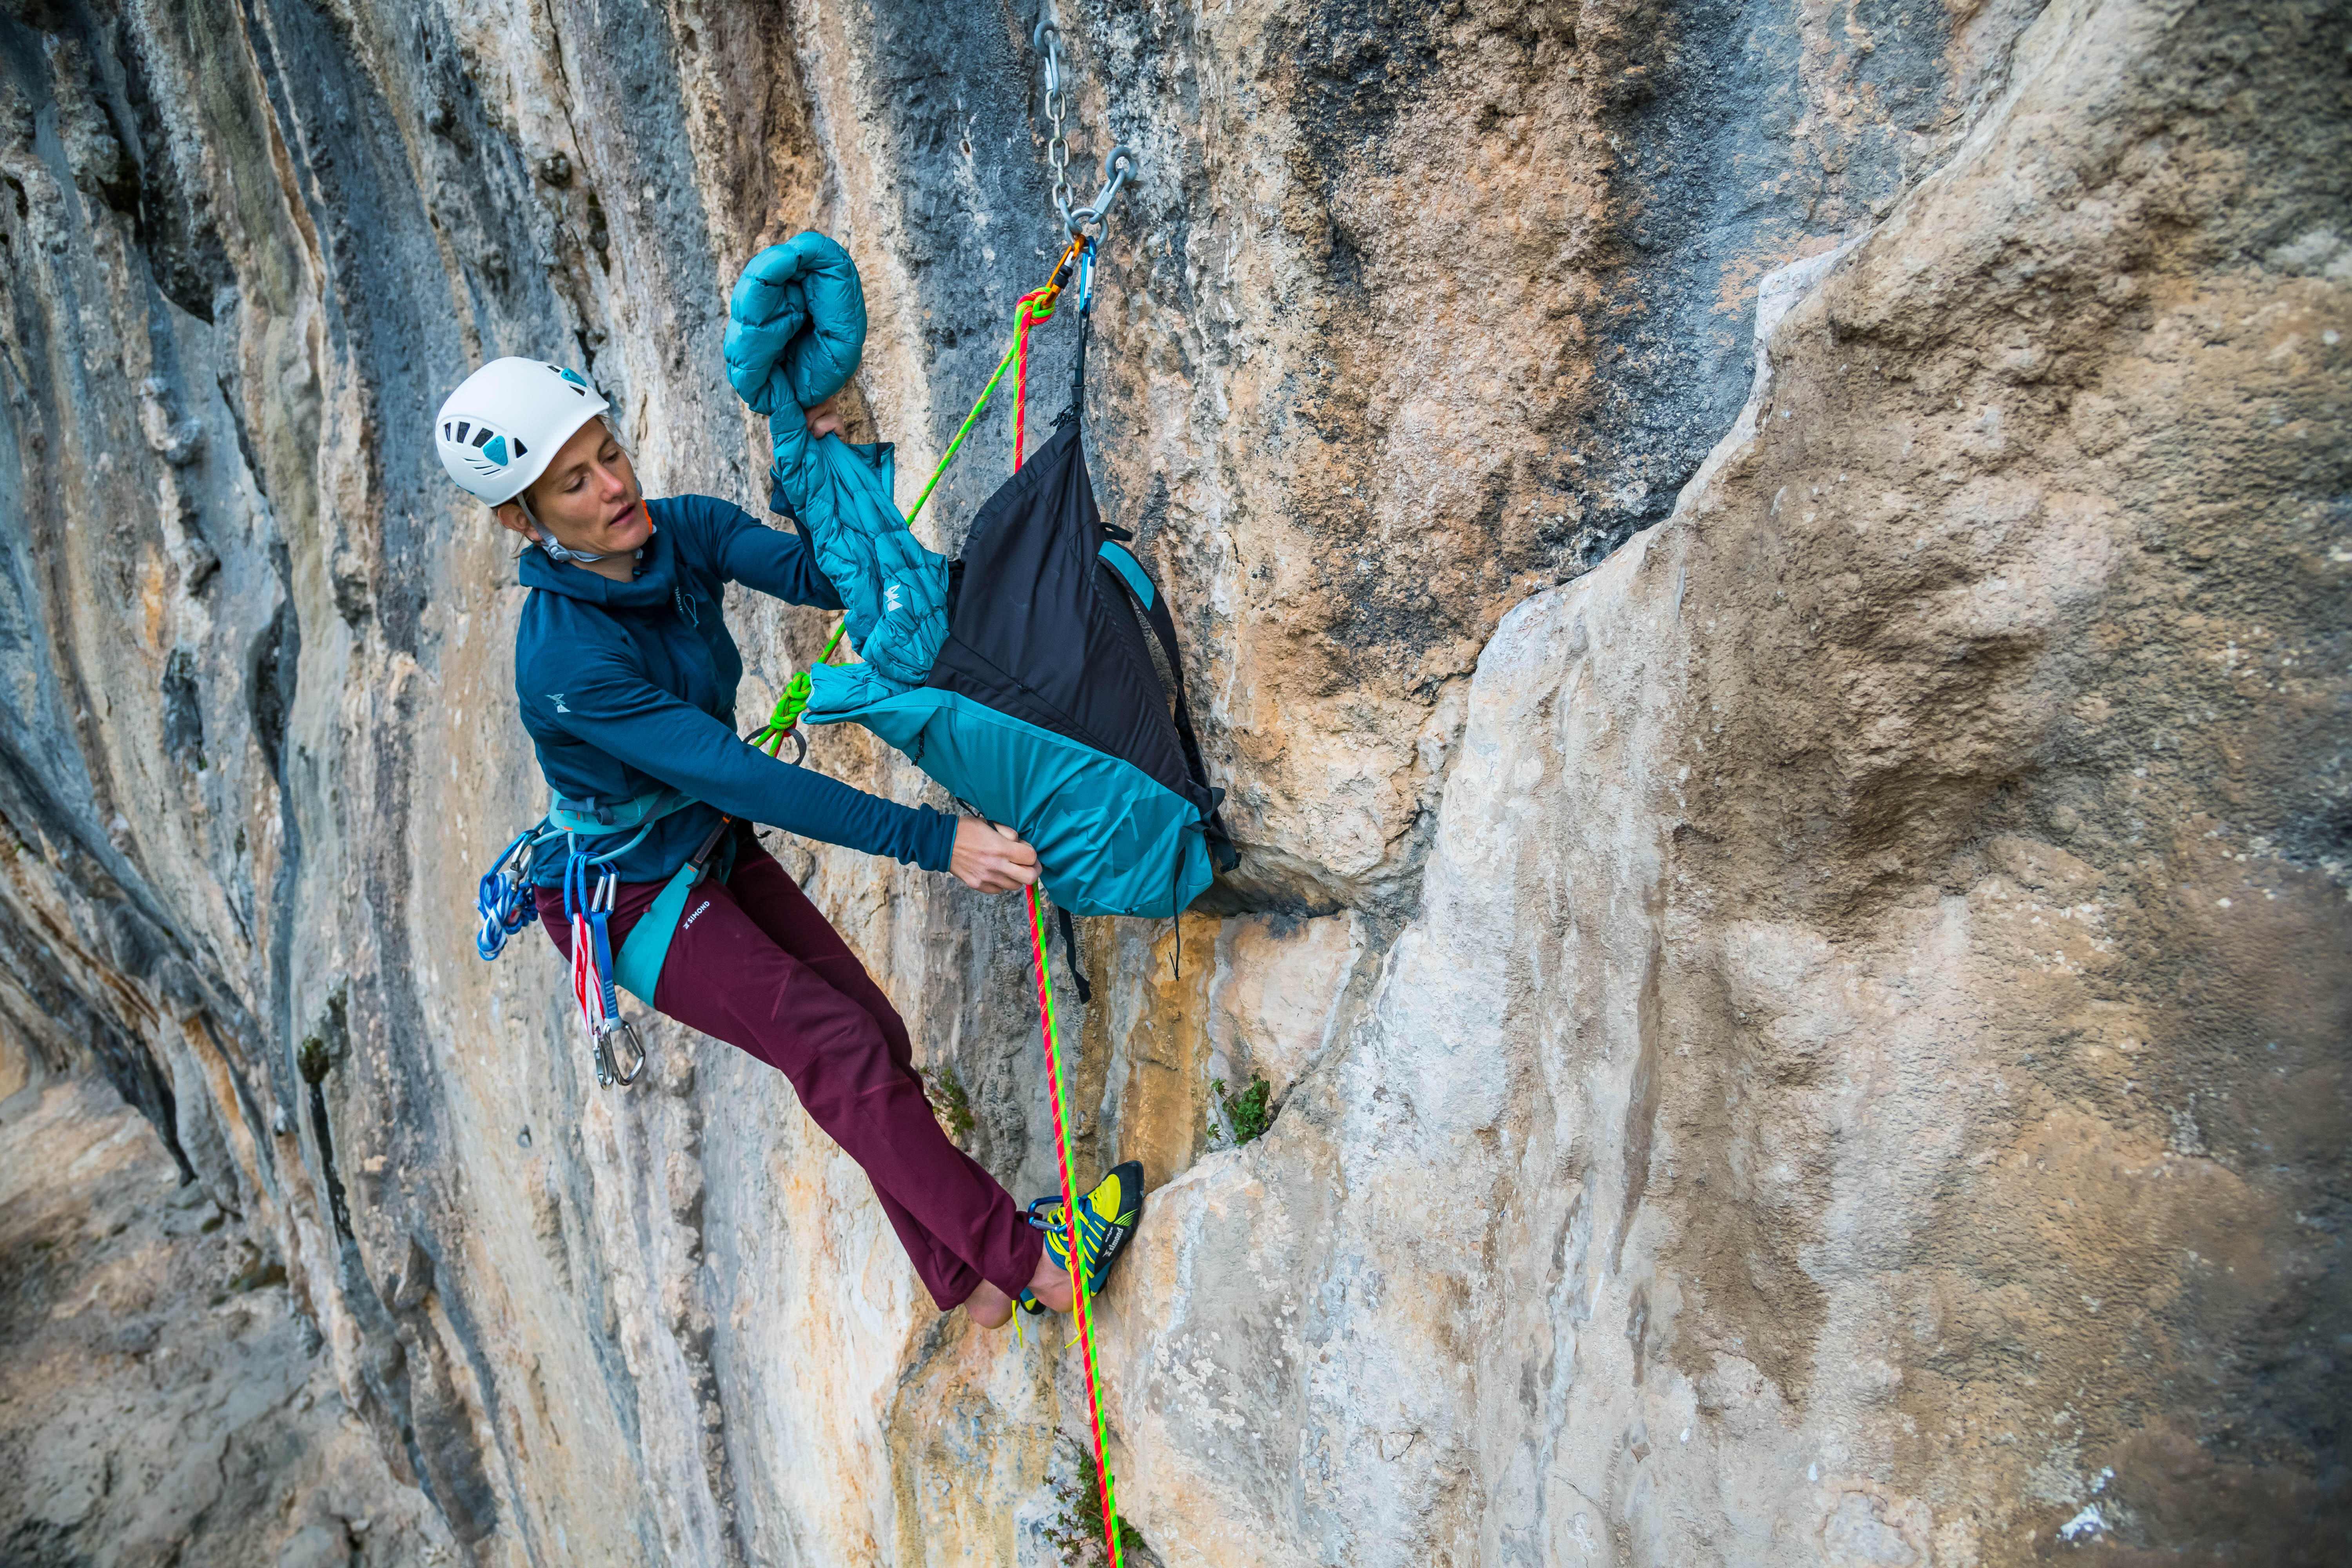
540, 784, 723, 1002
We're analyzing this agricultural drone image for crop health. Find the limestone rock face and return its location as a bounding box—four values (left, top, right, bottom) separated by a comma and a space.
0, 1074, 455, 1566
0, 0, 2344, 1563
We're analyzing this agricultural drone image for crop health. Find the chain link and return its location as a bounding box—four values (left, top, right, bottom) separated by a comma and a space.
1034, 11, 1134, 237
1040, 22, 1073, 223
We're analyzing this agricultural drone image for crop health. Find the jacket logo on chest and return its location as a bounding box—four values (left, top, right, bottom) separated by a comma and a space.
549, 692, 570, 713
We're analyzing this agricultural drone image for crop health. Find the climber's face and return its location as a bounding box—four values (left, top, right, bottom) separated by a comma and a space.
493, 418, 651, 559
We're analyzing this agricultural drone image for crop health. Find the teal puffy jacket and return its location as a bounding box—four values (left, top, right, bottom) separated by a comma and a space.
725, 233, 949, 703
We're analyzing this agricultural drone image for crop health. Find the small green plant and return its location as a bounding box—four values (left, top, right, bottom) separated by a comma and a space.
920, 1062, 976, 1147
1040, 1436, 1159, 1567
1211, 1074, 1273, 1147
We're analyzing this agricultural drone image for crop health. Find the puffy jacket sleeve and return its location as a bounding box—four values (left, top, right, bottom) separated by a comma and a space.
665, 494, 844, 608
536, 632, 954, 871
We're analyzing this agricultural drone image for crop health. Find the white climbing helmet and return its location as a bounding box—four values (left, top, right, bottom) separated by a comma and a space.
434, 357, 610, 505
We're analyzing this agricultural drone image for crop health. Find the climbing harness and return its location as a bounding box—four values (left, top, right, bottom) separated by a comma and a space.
471, 787, 717, 1090
472, 604, 848, 1089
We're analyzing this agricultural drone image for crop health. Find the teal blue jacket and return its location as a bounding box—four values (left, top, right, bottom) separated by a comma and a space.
513, 495, 957, 885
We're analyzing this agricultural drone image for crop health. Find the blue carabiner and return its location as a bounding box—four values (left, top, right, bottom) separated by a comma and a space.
561, 832, 588, 923
589, 872, 622, 1019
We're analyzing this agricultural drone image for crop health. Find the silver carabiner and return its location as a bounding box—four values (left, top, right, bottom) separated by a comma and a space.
595, 1018, 646, 1089
608, 1019, 646, 1086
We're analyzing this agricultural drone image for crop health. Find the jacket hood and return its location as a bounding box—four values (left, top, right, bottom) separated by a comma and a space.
515, 513, 677, 609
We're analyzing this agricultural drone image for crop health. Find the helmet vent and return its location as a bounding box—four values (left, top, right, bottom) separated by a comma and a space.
512, 439, 528, 457
454, 421, 471, 442
472, 427, 495, 448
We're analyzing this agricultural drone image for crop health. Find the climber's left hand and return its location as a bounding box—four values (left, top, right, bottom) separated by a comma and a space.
951, 818, 1040, 894
805, 398, 845, 441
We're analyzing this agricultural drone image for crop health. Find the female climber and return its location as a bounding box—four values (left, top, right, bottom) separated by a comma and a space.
435, 356, 1139, 1327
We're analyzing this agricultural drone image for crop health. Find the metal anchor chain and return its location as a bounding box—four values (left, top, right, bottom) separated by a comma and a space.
1034, 10, 1135, 237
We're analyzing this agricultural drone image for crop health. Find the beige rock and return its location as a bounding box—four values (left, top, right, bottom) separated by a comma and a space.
1206, 911, 1366, 1106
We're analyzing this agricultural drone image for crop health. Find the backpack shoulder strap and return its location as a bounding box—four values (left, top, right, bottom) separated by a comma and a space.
1094, 545, 1240, 874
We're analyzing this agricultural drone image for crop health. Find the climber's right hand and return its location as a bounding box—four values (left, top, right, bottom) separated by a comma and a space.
951, 818, 1040, 894
805, 397, 844, 441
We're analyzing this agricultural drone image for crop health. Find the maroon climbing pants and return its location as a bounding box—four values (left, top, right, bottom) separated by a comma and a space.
536, 837, 1040, 1308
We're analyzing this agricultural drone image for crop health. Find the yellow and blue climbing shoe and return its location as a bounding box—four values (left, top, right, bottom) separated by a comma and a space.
1018, 1160, 1144, 1315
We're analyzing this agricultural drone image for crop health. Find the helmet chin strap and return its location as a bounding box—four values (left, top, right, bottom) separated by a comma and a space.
521, 495, 653, 566
516, 490, 606, 563
537, 534, 606, 565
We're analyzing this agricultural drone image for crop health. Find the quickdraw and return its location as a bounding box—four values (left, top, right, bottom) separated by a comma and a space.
563, 848, 644, 1088
472, 791, 690, 1090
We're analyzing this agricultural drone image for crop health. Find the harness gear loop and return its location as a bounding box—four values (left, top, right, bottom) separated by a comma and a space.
479, 785, 705, 1091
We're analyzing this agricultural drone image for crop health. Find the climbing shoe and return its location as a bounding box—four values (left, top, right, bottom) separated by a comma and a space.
1016, 1160, 1144, 1315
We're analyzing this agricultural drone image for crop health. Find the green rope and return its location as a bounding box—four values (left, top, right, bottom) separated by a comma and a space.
748, 621, 848, 756
1026, 887, 1127, 1568
903, 338, 1019, 526
903, 283, 1064, 526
